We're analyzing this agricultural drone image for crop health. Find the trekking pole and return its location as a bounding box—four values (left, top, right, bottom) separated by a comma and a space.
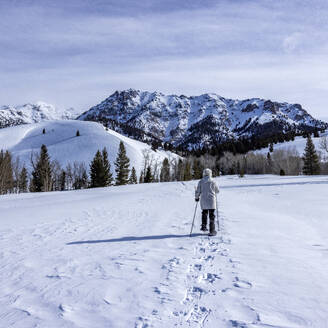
216, 196, 220, 231
189, 201, 198, 237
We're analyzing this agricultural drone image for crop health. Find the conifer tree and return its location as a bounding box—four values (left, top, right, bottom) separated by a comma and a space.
31, 145, 52, 192
102, 147, 113, 186
76, 130, 80, 137
0, 150, 14, 194
90, 150, 105, 188
129, 167, 138, 184
302, 135, 320, 175
18, 167, 28, 193
139, 171, 144, 183
89, 148, 112, 188
115, 141, 130, 185
160, 158, 170, 182
267, 152, 273, 173
144, 166, 153, 183
60, 170, 66, 191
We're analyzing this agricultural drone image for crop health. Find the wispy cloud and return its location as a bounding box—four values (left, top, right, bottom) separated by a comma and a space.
0, 0, 328, 118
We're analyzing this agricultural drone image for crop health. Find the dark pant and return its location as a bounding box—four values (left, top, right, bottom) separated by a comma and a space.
202, 209, 215, 232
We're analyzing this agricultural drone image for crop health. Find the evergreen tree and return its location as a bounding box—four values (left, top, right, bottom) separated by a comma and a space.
90, 150, 105, 188
144, 166, 153, 183
302, 135, 320, 175
129, 167, 138, 184
42, 128, 46, 134
89, 148, 112, 188
267, 152, 273, 173
76, 130, 80, 137
102, 147, 113, 186
139, 171, 144, 183
31, 145, 52, 192
60, 170, 66, 191
280, 169, 285, 176
160, 158, 170, 182
0, 150, 14, 194
18, 166, 28, 193
115, 141, 130, 185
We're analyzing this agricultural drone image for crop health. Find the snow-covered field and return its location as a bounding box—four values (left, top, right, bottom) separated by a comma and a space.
1, 175, 328, 327
0, 120, 176, 175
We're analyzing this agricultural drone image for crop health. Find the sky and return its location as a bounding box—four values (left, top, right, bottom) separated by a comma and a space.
1, 0, 328, 119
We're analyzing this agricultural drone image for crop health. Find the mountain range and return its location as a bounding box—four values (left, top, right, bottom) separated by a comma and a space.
0, 102, 77, 129
1, 90, 327, 151
77, 89, 327, 150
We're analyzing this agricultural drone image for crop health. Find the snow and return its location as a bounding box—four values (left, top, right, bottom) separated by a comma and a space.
1, 175, 328, 327
0, 102, 78, 127
0, 120, 177, 175
256, 132, 328, 156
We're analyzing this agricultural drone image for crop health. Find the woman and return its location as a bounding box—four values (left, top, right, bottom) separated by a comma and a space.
195, 168, 219, 236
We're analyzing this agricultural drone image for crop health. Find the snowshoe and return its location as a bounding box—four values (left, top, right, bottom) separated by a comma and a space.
208, 230, 217, 236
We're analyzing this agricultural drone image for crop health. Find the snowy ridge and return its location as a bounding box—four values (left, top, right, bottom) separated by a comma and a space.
0, 175, 327, 327
77, 89, 328, 149
0, 120, 177, 175
0, 102, 78, 128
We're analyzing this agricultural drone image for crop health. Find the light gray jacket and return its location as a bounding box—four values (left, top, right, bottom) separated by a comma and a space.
195, 173, 219, 210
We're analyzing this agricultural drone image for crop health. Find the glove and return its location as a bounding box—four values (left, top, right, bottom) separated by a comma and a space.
195, 198, 199, 202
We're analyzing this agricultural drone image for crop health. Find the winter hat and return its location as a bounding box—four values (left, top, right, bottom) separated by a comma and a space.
203, 168, 212, 177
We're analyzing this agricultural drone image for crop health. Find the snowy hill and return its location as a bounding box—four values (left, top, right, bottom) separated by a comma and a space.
257, 132, 328, 156
0, 175, 328, 327
0, 102, 78, 129
0, 120, 177, 175
77, 89, 327, 150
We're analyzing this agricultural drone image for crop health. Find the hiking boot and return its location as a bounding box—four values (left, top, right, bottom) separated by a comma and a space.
200, 224, 208, 232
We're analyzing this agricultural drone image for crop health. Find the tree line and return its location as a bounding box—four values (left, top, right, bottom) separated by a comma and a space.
0, 134, 327, 195
141, 135, 326, 182
0, 141, 137, 195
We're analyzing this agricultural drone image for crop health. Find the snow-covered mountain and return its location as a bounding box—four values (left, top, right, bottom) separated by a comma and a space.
77, 89, 328, 150
0, 120, 177, 175
0, 102, 78, 128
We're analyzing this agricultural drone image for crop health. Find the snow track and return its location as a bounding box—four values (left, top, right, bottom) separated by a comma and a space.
1, 176, 328, 327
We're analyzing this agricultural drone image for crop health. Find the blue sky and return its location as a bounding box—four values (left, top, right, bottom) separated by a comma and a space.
1, 0, 328, 119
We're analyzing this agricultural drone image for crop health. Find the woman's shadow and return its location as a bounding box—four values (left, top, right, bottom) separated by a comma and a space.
67, 233, 204, 245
